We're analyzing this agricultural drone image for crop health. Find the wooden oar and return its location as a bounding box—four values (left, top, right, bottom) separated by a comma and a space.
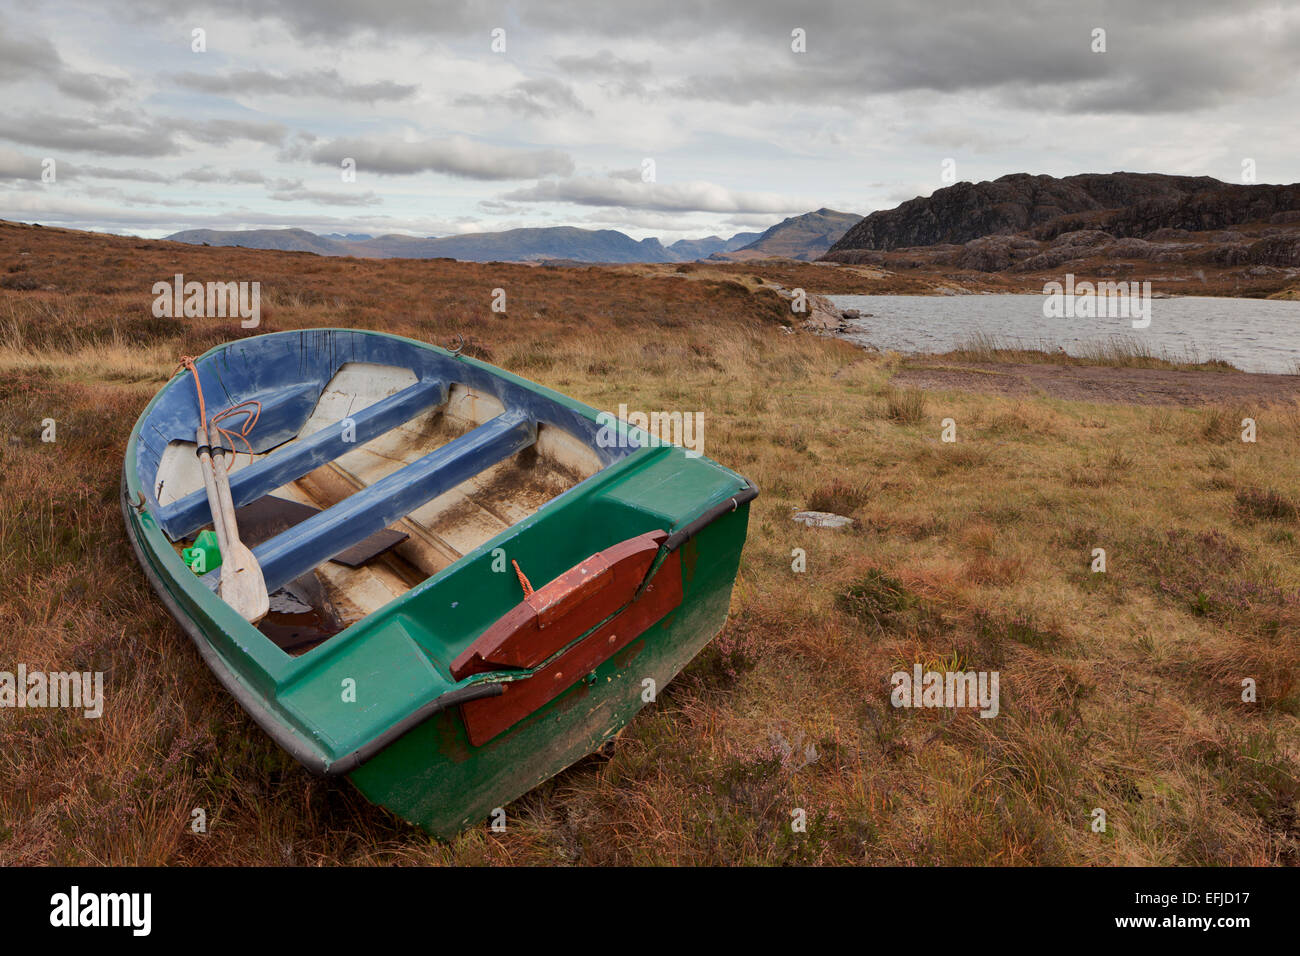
195, 425, 231, 571
205, 421, 269, 623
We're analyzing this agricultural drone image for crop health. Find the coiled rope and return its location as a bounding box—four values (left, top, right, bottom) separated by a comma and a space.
176, 356, 263, 464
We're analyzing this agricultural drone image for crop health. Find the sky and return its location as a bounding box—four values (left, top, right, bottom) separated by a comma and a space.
1, 0, 1298, 242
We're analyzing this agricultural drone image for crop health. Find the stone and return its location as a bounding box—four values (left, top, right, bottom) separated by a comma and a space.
792, 511, 854, 528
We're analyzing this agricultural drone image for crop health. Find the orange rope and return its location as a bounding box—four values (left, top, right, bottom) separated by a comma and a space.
176, 356, 206, 429
511, 559, 534, 597
175, 355, 262, 466
212, 401, 262, 465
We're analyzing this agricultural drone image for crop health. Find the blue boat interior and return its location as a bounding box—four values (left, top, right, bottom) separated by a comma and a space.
134, 329, 646, 653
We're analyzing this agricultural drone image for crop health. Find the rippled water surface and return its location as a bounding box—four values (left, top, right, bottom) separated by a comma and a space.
825, 294, 1300, 374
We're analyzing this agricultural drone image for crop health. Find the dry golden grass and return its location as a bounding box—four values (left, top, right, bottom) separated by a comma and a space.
949, 330, 1242, 371
0, 219, 1297, 865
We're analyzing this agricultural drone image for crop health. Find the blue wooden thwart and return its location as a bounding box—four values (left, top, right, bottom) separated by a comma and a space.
235, 409, 537, 593
159, 378, 448, 539
134, 330, 638, 536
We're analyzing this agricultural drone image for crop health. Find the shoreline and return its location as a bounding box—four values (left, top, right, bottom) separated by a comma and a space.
886, 353, 1300, 405
810, 290, 1299, 379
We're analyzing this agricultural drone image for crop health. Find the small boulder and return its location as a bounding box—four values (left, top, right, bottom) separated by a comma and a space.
792, 511, 854, 528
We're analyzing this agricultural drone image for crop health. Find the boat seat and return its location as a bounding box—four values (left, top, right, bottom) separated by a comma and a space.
160, 378, 447, 539
207, 408, 537, 594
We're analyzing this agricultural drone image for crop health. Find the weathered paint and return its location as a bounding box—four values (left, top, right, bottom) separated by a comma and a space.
122, 328, 755, 837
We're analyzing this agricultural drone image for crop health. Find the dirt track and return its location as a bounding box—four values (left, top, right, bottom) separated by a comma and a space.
892, 360, 1300, 406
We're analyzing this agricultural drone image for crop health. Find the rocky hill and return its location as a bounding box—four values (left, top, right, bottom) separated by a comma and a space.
165, 227, 347, 256
714, 208, 862, 261
824, 173, 1300, 273
359, 227, 674, 263
668, 232, 760, 260
827, 173, 1226, 253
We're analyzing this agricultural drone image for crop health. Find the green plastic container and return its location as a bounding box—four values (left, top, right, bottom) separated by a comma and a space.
181, 530, 222, 575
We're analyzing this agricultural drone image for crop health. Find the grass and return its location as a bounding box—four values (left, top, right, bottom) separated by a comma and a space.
805, 477, 872, 516
883, 386, 927, 423
949, 330, 1240, 371
0, 218, 1297, 865
1234, 486, 1299, 524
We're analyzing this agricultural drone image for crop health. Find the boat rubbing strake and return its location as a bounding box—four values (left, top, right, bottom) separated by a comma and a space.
121, 329, 756, 836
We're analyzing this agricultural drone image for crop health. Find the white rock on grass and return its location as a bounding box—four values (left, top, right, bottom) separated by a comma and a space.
792, 511, 854, 528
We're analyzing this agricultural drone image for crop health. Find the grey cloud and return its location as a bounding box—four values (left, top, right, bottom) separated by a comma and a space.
304, 135, 574, 179
7, 160, 267, 184
911, 127, 1028, 155
0, 190, 466, 234
0, 113, 175, 156
35, 164, 268, 185
0, 19, 128, 104
72, 182, 202, 207
553, 50, 651, 78
179, 166, 269, 184
0, 147, 42, 179
67, 164, 171, 183
659, 2, 1300, 115
107, 0, 507, 39
173, 117, 287, 146
174, 68, 417, 102
502, 175, 809, 213
266, 177, 383, 205
99, 0, 1300, 114
0, 111, 285, 157
552, 50, 652, 96
454, 77, 589, 117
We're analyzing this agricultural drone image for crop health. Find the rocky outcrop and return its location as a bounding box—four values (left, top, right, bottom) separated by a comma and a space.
955, 235, 1038, 271
766, 283, 854, 333
1245, 235, 1300, 267
825, 173, 1300, 261
826, 173, 1221, 254
1104, 184, 1300, 237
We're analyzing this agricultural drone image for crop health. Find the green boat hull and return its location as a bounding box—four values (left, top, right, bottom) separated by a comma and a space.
122, 329, 755, 837
348, 510, 746, 837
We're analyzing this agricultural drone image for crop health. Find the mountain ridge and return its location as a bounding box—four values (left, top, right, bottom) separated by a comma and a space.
825, 172, 1300, 259
166, 214, 830, 263
712, 207, 862, 261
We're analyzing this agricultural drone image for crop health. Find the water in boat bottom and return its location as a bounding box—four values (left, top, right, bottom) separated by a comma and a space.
258, 601, 343, 655
825, 294, 1300, 374
170, 540, 343, 654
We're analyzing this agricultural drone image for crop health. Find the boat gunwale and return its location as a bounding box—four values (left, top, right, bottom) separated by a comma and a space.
125, 330, 664, 666
122, 328, 757, 770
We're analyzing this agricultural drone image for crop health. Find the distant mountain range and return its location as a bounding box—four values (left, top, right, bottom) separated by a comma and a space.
710, 208, 862, 261
164, 208, 860, 263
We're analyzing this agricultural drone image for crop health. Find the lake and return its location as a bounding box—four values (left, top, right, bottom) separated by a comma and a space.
825, 293, 1300, 374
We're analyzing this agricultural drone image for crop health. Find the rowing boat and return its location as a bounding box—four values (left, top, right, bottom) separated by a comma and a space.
121, 328, 756, 836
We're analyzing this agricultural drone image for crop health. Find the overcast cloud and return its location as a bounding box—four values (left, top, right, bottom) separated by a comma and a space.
0, 1, 1297, 240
